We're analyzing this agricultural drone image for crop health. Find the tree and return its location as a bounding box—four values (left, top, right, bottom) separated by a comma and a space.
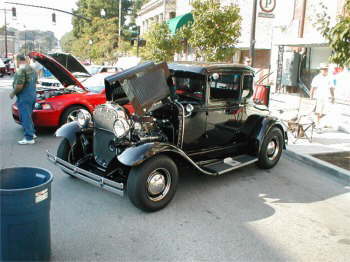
314, 0, 350, 67
68, 0, 133, 63
60, 31, 76, 54
141, 22, 181, 62
188, 0, 241, 62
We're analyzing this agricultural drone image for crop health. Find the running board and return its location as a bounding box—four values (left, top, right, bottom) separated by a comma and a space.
201, 155, 258, 175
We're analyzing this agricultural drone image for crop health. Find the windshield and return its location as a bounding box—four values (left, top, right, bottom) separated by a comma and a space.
171, 72, 206, 100
87, 66, 101, 75
84, 73, 112, 93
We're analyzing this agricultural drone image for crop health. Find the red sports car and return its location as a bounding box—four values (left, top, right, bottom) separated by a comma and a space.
12, 52, 130, 128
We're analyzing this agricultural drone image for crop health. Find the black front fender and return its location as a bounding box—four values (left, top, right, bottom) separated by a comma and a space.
117, 143, 183, 166
117, 142, 215, 175
55, 121, 82, 147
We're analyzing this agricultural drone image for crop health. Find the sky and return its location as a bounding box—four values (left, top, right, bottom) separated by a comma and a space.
0, 0, 78, 39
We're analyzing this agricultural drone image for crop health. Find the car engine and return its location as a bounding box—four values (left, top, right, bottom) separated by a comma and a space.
92, 102, 174, 168
36, 87, 80, 100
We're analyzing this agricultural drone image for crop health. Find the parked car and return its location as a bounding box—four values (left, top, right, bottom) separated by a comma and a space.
2, 58, 15, 75
0, 59, 6, 77
87, 65, 120, 75
11, 51, 128, 128
37, 52, 91, 88
47, 62, 287, 212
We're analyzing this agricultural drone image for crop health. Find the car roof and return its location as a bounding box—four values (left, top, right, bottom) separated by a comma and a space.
168, 62, 254, 75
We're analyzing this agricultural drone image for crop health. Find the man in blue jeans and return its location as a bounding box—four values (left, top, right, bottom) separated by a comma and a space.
9, 55, 37, 145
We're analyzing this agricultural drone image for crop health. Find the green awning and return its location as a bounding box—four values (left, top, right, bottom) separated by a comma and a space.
167, 13, 193, 34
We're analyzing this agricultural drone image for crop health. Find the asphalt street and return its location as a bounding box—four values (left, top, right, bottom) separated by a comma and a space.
1, 77, 350, 261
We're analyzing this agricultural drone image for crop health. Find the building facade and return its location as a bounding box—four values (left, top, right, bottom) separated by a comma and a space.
271, 0, 347, 95
136, 0, 176, 35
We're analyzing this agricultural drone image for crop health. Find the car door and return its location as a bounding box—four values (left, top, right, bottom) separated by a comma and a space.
172, 72, 208, 151
205, 70, 245, 148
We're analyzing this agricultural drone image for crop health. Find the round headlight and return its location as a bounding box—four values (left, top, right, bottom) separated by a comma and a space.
113, 119, 130, 138
77, 109, 91, 127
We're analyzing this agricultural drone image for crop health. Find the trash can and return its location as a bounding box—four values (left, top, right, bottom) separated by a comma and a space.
0, 167, 53, 261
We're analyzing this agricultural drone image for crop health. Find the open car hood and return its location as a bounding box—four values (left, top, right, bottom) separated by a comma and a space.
105, 62, 170, 115
49, 52, 90, 76
29, 51, 87, 91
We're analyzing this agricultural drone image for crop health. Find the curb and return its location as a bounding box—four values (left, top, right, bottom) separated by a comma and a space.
285, 149, 350, 184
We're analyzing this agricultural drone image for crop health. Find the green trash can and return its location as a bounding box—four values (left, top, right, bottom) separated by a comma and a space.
0, 167, 53, 261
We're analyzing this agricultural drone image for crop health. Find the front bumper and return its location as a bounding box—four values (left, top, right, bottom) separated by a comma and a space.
47, 151, 124, 196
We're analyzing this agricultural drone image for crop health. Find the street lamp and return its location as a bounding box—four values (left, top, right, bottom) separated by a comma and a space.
118, 0, 122, 48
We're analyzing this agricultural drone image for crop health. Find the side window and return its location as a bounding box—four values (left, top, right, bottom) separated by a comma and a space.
242, 75, 254, 99
209, 73, 241, 101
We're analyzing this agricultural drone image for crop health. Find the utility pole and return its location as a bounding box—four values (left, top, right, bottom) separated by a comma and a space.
118, 0, 122, 47
1, 8, 11, 58
136, 26, 140, 57
299, 0, 307, 38
4, 9, 8, 58
163, 0, 166, 21
249, 0, 258, 67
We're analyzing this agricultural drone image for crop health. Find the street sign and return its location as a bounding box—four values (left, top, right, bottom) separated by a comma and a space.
258, 0, 276, 18
259, 0, 276, 13
258, 12, 275, 18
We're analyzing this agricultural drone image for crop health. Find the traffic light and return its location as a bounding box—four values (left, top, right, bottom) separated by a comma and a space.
52, 13, 56, 24
12, 7, 16, 18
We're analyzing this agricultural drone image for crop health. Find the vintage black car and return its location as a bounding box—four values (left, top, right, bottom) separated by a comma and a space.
47, 62, 287, 211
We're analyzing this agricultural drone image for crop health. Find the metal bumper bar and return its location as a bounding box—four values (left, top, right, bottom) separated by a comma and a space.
47, 150, 124, 196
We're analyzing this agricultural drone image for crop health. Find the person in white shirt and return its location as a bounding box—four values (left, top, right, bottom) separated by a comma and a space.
310, 63, 335, 130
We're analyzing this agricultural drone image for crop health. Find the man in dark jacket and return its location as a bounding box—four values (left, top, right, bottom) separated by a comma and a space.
9, 55, 37, 144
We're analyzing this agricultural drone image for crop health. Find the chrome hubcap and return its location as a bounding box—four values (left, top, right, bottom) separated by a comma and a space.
267, 137, 280, 160
147, 168, 171, 202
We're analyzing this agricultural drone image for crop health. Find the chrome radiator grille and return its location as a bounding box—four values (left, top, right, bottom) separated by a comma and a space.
93, 104, 125, 168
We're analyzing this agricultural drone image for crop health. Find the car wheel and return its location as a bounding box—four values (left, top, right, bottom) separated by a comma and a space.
61, 106, 89, 125
57, 138, 76, 177
127, 155, 179, 212
257, 127, 283, 169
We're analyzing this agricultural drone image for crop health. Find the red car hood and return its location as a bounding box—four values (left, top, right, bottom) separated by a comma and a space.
29, 51, 87, 91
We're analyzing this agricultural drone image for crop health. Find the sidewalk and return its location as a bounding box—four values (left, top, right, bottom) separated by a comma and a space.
269, 92, 350, 181
270, 92, 350, 146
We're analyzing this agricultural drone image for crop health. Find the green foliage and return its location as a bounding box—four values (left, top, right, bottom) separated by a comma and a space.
66, 0, 133, 63
141, 22, 181, 62
188, 0, 241, 62
314, 0, 350, 67
60, 31, 76, 54
327, 17, 350, 66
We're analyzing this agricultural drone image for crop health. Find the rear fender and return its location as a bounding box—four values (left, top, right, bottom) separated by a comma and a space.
244, 115, 287, 154
55, 121, 82, 146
